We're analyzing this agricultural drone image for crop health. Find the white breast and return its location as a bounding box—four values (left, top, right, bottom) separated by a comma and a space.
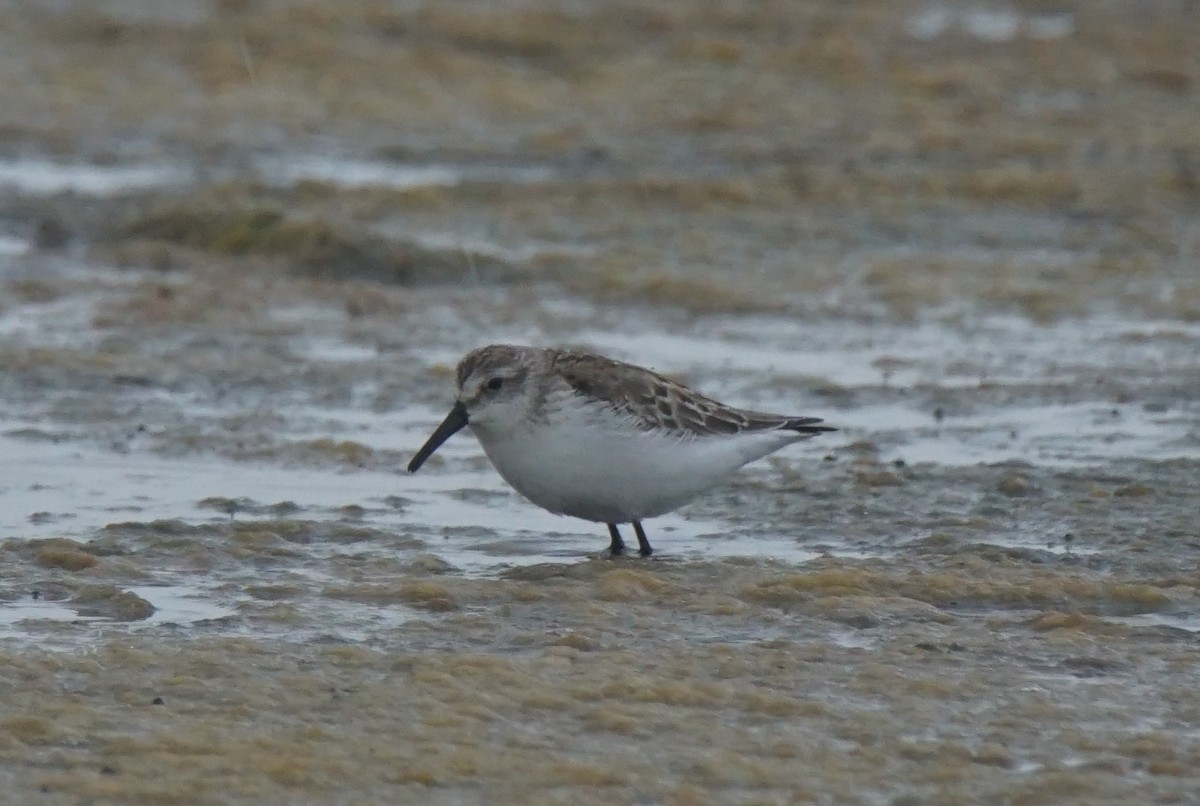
470, 412, 804, 524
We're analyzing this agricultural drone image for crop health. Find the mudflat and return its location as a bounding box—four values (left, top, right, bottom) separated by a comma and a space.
1, 2, 1198, 803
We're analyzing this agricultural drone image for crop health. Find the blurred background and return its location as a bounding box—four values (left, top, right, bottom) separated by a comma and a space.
1, 0, 1197, 318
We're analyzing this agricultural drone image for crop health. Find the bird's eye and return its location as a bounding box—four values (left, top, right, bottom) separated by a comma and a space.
486, 377, 504, 391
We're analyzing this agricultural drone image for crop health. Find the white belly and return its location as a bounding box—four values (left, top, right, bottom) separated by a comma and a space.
470, 418, 801, 524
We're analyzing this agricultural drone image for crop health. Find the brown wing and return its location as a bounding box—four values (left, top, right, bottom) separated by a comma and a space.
552, 350, 836, 438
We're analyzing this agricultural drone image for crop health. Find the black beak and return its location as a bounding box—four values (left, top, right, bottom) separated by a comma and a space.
408, 401, 469, 472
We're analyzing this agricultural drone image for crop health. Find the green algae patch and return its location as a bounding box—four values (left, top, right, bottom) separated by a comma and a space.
1114, 483, 1155, 498
244, 584, 303, 602
594, 568, 679, 601
1, 714, 62, 746
102, 520, 224, 541
565, 257, 787, 314
36, 546, 98, 571
393, 581, 459, 612
403, 554, 458, 575
5, 537, 99, 572
72, 585, 155, 621
1027, 611, 1132, 634
744, 569, 880, 602
107, 201, 518, 285
741, 567, 1173, 617
292, 438, 376, 466
323, 581, 457, 612
600, 675, 727, 708
997, 472, 1038, 498
230, 520, 418, 548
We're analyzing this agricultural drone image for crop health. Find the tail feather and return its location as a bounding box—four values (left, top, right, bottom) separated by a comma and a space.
783, 416, 837, 435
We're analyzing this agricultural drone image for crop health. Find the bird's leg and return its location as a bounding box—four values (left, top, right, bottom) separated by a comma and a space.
632, 521, 653, 557
607, 523, 626, 556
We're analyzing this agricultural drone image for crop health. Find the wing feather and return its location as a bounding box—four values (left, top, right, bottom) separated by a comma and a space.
551, 350, 836, 438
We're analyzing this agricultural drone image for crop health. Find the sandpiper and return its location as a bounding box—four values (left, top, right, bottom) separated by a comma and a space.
408, 345, 836, 556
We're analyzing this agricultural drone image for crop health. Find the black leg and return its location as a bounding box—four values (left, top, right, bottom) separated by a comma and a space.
632, 520, 653, 557
607, 523, 626, 556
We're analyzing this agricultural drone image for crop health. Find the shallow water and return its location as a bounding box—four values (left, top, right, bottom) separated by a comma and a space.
2, 269, 1196, 634
0, 158, 193, 196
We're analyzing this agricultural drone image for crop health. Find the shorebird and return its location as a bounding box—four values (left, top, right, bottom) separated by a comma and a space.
408, 345, 836, 556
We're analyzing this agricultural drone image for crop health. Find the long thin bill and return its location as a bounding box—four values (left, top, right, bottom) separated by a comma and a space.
407, 401, 469, 472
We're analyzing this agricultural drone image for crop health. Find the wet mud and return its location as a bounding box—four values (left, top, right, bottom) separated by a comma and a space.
2, 1, 1200, 803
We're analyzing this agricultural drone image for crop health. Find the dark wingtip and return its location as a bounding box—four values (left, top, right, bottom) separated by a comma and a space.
784, 416, 838, 434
